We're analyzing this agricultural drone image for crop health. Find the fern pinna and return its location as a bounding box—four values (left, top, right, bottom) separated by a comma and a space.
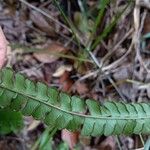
0, 68, 150, 136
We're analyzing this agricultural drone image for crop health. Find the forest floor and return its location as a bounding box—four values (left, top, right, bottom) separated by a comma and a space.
0, 0, 150, 150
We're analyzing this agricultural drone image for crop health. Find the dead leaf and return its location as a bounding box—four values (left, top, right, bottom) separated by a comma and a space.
143, 13, 150, 34
98, 136, 116, 150
33, 42, 67, 63
74, 81, 89, 95
53, 65, 72, 77
27, 120, 41, 132
30, 10, 55, 36
62, 129, 79, 150
80, 136, 91, 146
59, 71, 73, 93
0, 27, 7, 69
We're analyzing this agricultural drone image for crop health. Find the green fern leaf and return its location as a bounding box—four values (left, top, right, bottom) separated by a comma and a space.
0, 68, 150, 136
0, 108, 23, 135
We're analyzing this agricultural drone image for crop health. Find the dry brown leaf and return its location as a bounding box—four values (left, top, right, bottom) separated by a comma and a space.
27, 120, 41, 132
0, 27, 7, 69
75, 81, 89, 95
33, 42, 67, 63
80, 136, 91, 146
59, 71, 73, 93
30, 10, 55, 36
98, 136, 116, 150
53, 65, 72, 77
143, 13, 150, 34
62, 129, 79, 150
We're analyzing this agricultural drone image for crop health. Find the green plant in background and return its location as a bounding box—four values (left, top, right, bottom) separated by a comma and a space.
32, 126, 70, 150
0, 68, 150, 137
53, 0, 132, 71
31, 126, 55, 150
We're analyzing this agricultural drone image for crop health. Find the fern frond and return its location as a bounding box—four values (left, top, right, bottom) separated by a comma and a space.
0, 68, 150, 136
0, 108, 23, 134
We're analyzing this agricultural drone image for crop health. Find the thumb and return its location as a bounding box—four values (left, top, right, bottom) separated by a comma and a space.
0, 27, 7, 69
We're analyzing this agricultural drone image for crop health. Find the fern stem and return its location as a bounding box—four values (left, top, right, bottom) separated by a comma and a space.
1, 83, 150, 121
